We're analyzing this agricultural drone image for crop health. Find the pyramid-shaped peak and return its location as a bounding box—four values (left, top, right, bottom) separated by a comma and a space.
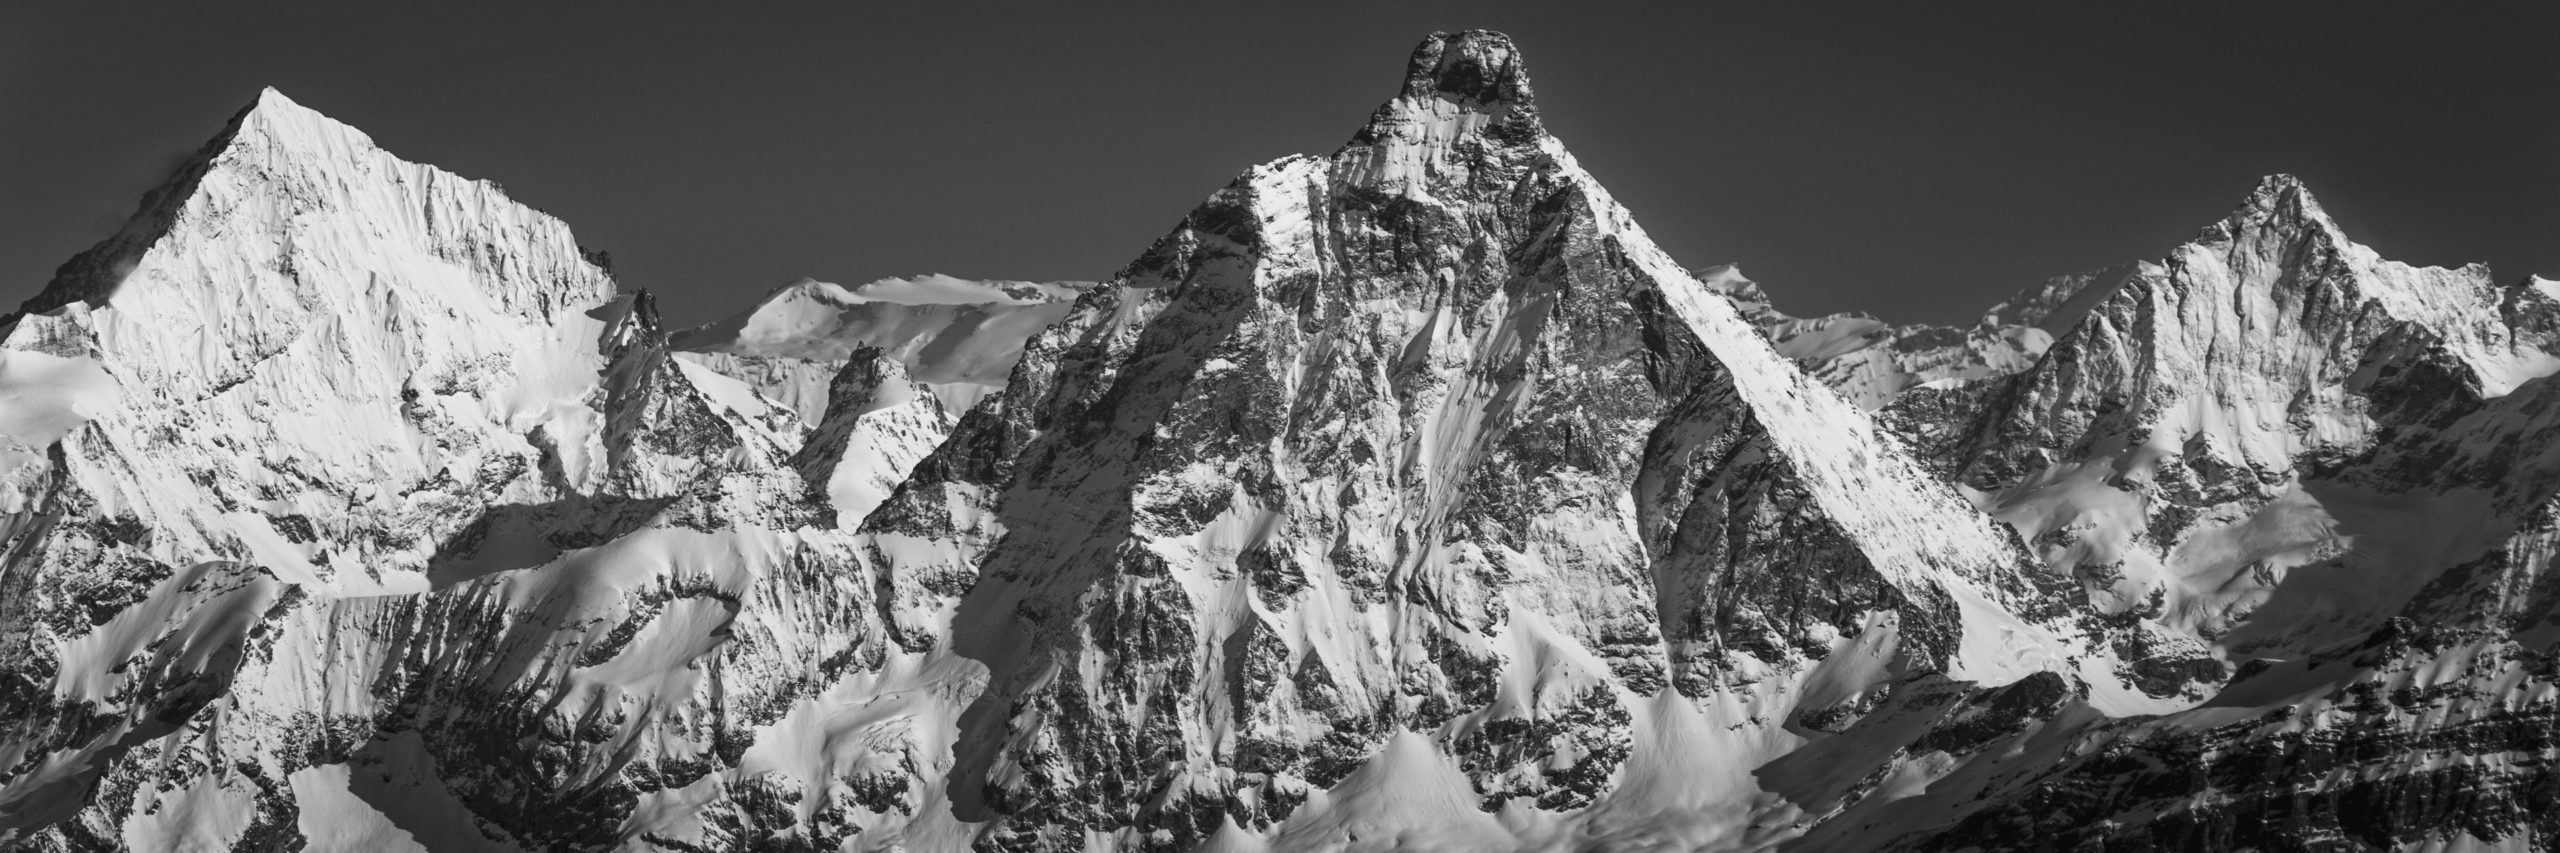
1401, 30, 1534, 110
10, 86, 360, 320
240, 86, 339, 130
250, 86, 300, 112
227, 85, 377, 152
13, 83, 615, 325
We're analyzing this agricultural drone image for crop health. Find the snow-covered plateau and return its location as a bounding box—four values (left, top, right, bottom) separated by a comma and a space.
3, 29, 2557, 853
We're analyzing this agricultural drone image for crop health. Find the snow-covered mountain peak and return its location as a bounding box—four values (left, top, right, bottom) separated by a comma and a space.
0, 81, 644, 598
14, 88, 307, 319
246, 85, 305, 115
2186, 174, 2551, 393
23, 85, 615, 336
233, 86, 369, 152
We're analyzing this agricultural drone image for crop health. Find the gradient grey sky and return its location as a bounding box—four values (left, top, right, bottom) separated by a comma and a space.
4, 2, 2554, 328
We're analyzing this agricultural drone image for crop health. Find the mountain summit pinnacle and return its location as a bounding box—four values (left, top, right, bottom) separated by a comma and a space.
1400, 29, 1533, 111
1335, 30, 1547, 194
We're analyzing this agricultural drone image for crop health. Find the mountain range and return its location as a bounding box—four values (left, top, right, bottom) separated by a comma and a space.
1, 30, 2555, 852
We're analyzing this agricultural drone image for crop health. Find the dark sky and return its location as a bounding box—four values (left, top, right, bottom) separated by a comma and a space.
4, 2, 2554, 328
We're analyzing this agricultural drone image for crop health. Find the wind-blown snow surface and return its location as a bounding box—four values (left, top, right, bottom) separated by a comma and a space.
4, 31, 2560, 853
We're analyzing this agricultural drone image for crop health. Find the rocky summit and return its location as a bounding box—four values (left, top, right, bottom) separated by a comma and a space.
2, 29, 2556, 853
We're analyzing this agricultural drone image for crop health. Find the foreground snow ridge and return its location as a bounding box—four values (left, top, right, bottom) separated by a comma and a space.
3, 30, 2558, 853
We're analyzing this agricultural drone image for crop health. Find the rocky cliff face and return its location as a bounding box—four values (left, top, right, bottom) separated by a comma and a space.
0, 30, 2555, 853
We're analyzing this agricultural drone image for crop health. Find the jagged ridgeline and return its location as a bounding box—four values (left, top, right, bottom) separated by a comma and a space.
2, 28, 2557, 853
